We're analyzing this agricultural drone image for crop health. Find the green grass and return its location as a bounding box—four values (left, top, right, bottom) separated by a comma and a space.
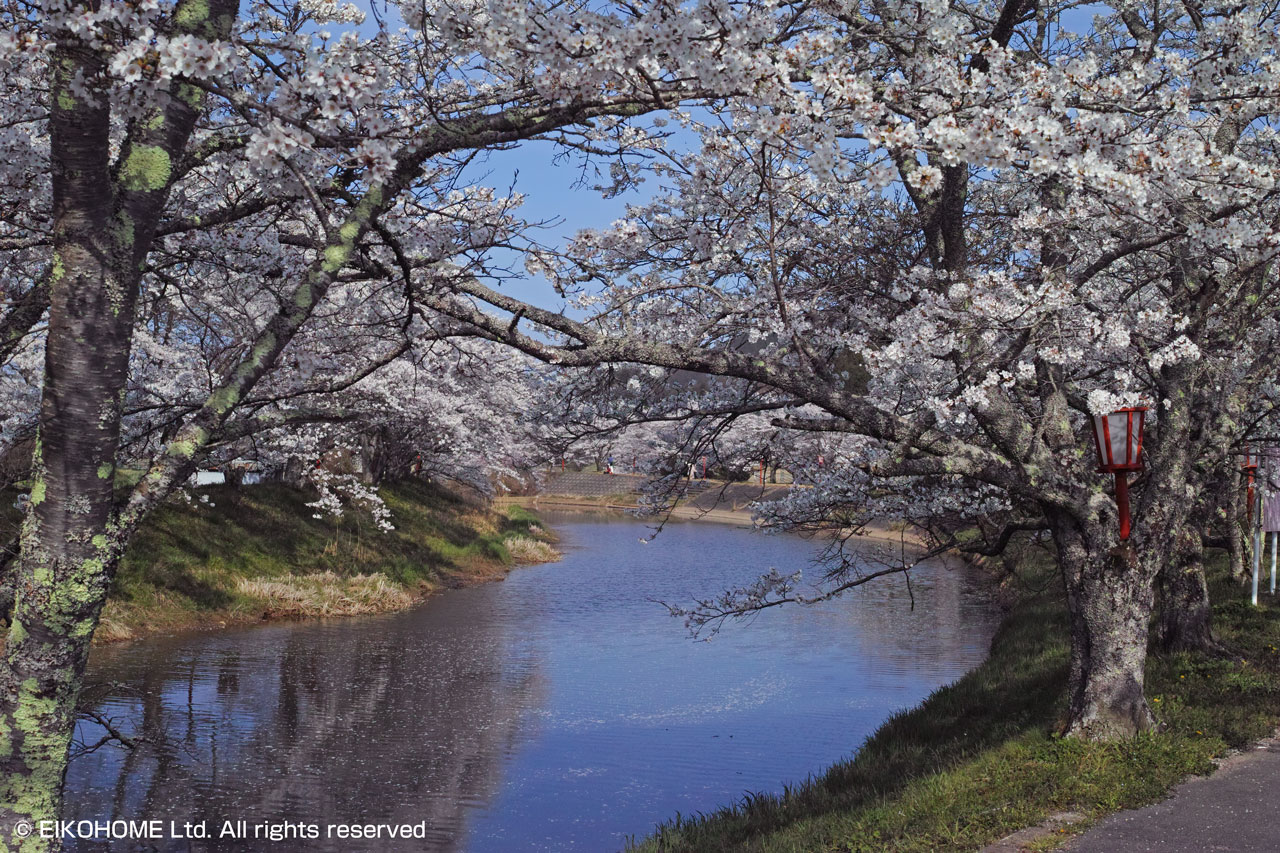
97, 479, 553, 640
629, 555, 1280, 852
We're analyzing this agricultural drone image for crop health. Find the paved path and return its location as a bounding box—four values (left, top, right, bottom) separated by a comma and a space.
1062, 736, 1280, 852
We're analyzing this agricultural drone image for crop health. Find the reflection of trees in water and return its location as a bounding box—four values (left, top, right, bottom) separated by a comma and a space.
781, 552, 996, 677
65, 603, 544, 853
58, 526, 998, 853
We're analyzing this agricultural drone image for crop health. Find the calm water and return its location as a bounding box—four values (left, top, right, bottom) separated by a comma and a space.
65, 515, 997, 852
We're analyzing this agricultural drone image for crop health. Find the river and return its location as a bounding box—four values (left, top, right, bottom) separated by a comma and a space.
65, 514, 998, 852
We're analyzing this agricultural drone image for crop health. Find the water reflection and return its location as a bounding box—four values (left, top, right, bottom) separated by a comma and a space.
69, 602, 540, 852
66, 516, 997, 852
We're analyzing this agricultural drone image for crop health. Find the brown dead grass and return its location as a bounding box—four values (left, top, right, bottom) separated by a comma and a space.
89, 482, 561, 643
235, 571, 416, 618
503, 535, 561, 564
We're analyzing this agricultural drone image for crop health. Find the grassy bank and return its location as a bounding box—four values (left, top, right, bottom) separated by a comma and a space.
94, 480, 557, 642
630, 556, 1280, 852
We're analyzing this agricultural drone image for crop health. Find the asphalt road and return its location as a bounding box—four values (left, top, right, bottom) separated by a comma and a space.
1064, 738, 1280, 852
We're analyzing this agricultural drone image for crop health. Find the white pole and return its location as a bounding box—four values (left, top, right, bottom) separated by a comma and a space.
1271, 531, 1277, 595
1253, 484, 1264, 606
1252, 532, 1260, 606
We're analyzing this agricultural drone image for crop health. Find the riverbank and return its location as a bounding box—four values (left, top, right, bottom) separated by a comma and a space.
69, 511, 991, 851
498, 495, 760, 525
498, 494, 924, 545
630, 553, 1280, 852
93, 480, 559, 643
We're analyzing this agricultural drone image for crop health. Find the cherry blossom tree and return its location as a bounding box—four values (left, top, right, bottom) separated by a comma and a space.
0, 0, 802, 839
3, 0, 1280, 840
415, 0, 1280, 743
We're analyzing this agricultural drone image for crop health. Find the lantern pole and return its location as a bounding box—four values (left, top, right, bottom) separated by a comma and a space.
1115, 472, 1131, 541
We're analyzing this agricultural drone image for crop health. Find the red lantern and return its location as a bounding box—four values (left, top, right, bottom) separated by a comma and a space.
1090, 407, 1148, 540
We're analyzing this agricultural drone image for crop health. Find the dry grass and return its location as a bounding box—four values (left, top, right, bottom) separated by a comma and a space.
236, 571, 416, 618
93, 617, 135, 643
503, 534, 560, 564
461, 508, 499, 536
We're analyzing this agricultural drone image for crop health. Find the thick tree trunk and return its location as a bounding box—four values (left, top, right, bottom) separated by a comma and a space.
0, 2, 236, 843
359, 429, 389, 484
1057, 529, 1156, 739
0, 32, 134, 848
283, 455, 307, 488
1156, 526, 1218, 654
1051, 375, 1201, 740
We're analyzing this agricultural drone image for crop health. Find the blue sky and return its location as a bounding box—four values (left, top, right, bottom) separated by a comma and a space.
460, 139, 654, 309
343, 0, 663, 310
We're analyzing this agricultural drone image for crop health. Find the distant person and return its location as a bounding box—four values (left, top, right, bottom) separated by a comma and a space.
607, 455, 614, 475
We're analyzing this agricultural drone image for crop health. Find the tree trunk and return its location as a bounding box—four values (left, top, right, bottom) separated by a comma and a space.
283, 455, 307, 488
359, 429, 388, 484
0, 31, 136, 847
1068, 548, 1156, 738
1051, 376, 1203, 740
1156, 526, 1218, 654
0, 0, 236, 841
1225, 466, 1248, 583
1052, 515, 1156, 740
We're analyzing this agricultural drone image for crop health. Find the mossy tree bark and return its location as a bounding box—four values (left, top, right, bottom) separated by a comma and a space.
0, 34, 126, 846
1049, 368, 1199, 740
0, 1, 237, 846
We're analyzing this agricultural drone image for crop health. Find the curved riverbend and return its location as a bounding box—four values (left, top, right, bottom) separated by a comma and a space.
67, 514, 997, 852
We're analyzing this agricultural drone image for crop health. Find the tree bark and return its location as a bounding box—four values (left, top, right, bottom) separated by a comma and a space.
1054, 518, 1156, 739
1225, 466, 1248, 582
1156, 525, 1218, 654
0, 32, 133, 847
0, 2, 237, 845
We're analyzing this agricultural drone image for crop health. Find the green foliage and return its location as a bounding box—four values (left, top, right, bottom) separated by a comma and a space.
503, 503, 543, 527
630, 554, 1280, 853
